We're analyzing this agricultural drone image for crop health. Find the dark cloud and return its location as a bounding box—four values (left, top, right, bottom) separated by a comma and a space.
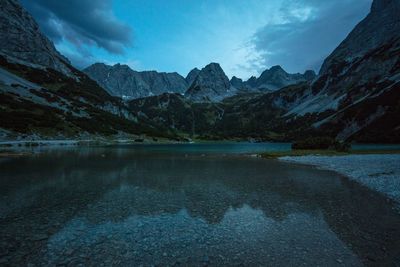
20, 0, 132, 55
252, 0, 372, 73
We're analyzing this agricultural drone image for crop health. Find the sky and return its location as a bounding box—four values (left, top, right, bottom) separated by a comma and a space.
20, 0, 372, 79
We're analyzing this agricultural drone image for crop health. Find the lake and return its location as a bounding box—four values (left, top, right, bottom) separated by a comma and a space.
0, 144, 399, 266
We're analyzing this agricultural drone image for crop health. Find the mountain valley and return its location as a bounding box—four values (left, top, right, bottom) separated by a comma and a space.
0, 0, 399, 143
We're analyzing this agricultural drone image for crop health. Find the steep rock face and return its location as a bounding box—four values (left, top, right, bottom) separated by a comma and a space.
140, 70, 187, 95
303, 70, 317, 81
0, 0, 74, 77
185, 63, 235, 102
84, 63, 188, 99
185, 68, 200, 86
246, 76, 258, 88
287, 0, 400, 141
320, 0, 400, 76
230, 76, 245, 90
314, 0, 400, 101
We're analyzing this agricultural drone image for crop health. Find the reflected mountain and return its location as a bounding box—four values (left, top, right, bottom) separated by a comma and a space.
0, 147, 399, 265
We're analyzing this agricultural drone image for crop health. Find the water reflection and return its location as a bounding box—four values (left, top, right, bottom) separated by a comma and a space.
0, 147, 399, 266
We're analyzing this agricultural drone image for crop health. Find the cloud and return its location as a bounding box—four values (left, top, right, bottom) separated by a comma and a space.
249, 0, 372, 73
20, 0, 133, 56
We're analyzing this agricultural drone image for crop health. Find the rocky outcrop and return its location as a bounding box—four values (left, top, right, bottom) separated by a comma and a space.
0, 0, 74, 77
285, 0, 400, 141
243, 66, 316, 92
229, 66, 316, 93
230, 76, 245, 90
84, 63, 188, 99
313, 0, 400, 102
140, 70, 187, 95
185, 68, 200, 86
303, 70, 317, 81
319, 0, 400, 76
185, 63, 236, 102
255, 66, 315, 91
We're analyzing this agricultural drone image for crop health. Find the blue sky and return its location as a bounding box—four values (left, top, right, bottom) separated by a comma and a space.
21, 0, 372, 79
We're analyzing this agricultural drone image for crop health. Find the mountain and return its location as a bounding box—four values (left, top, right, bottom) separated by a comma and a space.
185, 68, 200, 86
295, 0, 400, 141
0, 0, 173, 140
1, 0, 399, 143
320, 0, 400, 76
253, 66, 316, 91
86, 62, 314, 102
185, 63, 236, 102
303, 70, 317, 81
230, 76, 245, 90
0, 0, 74, 78
128, 0, 400, 143
248, 0, 400, 142
230, 66, 316, 92
83, 63, 188, 99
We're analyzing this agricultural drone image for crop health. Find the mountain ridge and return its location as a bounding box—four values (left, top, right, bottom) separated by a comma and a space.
85, 61, 316, 101
127, 0, 400, 142
84, 63, 188, 99
0, 0, 399, 143
0, 0, 75, 78
249, 65, 316, 92
185, 62, 236, 102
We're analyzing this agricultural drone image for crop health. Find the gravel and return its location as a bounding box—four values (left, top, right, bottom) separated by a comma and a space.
280, 154, 400, 205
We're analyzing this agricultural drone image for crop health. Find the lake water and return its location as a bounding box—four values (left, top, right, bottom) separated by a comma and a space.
1, 144, 399, 266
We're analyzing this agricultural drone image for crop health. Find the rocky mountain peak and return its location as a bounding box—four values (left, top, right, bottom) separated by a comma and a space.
269, 65, 285, 73
252, 65, 314, 91
303, 70, 317, 80
230, 76, 243, 87
231, 76, 242, 81
258, 65, 287, 81
89, 62, 110, 71
84, 63, 188, 99
246, 76, 258, 88
113, 63, 131, 69
0, 0, 74, 77
185, 63, 234, 102
204, 62, 224, 72
185, 67, 200, 86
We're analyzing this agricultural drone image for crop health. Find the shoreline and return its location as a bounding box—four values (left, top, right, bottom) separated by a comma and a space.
0, 138, 195, 148
279, 154, 400, 207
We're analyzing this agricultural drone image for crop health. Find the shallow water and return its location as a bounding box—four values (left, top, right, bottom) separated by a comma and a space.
0, 146, 399, 266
